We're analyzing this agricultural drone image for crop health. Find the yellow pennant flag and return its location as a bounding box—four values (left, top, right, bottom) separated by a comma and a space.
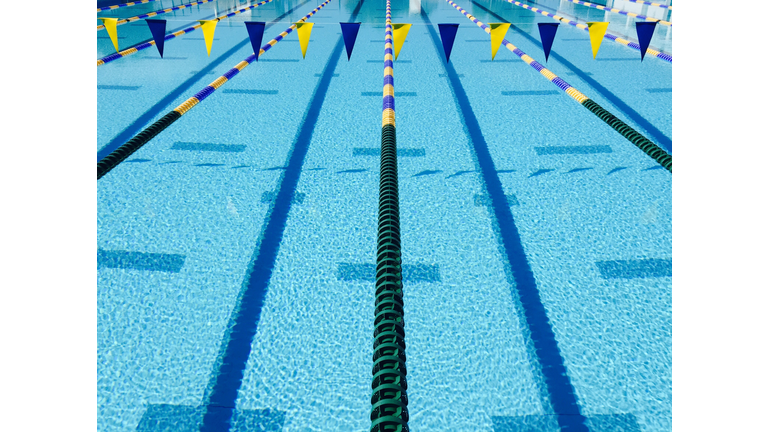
100, 18, 119, 52
586, 22, 609, 59
295, 22, 314, 59
198, 20, 218, 56
489, 23, 510, 60
392, 23, 411, 60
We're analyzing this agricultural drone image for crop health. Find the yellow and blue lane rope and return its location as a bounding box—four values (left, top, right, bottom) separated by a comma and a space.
97, 0, 275, 66
382, 3, 395, 128
97, 0, 158, 12
624, 0, 671, 10
501, 0, 672, 63
444, 0, 671, 171
370, 1, 410, 431
97, 0, 216, 30
562, 0, 671, 26
97, 0, 334, 179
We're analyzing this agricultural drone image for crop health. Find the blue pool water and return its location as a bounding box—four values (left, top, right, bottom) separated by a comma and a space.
97, 0, 672, 430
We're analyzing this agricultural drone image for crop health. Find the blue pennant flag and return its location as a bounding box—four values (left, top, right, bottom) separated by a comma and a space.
340, 22, 361, 61
245, 21, 266, 60
635, 21, 657, 61
438, 23, 459, 63
537, 23, 559, 62
146, 19, 167, 58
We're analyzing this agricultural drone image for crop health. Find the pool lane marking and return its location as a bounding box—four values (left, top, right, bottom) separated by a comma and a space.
562, 0, 672, 26
469, 0, 672, 153
420, 9, 589, 431
445, 0, 672, 171
97, 0, 333, 179
198, 1, 364, 429
97, 0, 158, 12
97, 0, 276, 66
97, 0, 216, 30
499, 0, 672, 63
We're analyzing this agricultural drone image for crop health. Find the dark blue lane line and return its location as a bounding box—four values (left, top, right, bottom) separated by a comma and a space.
468, 0, 672, 154
199, 1, 365, 430
96, 0, 313, 162
422, 11, 589, 432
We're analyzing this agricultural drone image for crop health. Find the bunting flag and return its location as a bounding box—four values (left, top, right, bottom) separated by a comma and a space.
244, 21, 266, 60
295, 22, 314, 58
635, 21, 657, 61
586, 22, 609, 59
489, 23, 510, 60
392, 23, 412, 60
198, 20, 219, 56
537, 23, 558, 63
99, 18, 119, 52
146, 19, 167, 58
339, 22, 361, 61
437, 23, 459, 63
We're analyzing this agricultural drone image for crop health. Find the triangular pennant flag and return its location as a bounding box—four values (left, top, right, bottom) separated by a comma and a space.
489, 23, 510, 60
339, 22, 361, 61
586, 22, 609, 59
245, 21, 266, 60
146, 19, 167, 58
198, 20, 218, 56
295, 22, 314, 59
537, 23, 558, 63
392, 23, 412, 60
635, 21, 657, 62
438, 23, 459, 63
100, 18, 119, 52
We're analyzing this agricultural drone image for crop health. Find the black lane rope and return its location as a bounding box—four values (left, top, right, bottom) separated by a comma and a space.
371, 2, 409, 432
582, 99, 672, 170
97, 112, 180, 179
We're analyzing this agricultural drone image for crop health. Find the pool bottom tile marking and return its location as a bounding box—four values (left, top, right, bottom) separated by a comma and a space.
136, 404, 285, 432
491, 413, 641, 432
596, 259, 672, 279
353, 147, 425, 157
337, 263, 440, 282
534, 145, 612, 155
171, 142, 247, 152
97, 249, 185, 273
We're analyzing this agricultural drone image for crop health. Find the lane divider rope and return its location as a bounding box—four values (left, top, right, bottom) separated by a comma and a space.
97, 0, 334, 179
97, 0, 275, 66
624, 0, 672, 10
97, 0, 158, 12
446, 0, 671, 171
97, 0, 216, 30
370, 1, 409, 431
500, 0, 672, 63
562, 0, 672, 26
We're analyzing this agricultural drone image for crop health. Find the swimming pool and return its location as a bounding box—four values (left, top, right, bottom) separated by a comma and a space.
96, 0, 672, 430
